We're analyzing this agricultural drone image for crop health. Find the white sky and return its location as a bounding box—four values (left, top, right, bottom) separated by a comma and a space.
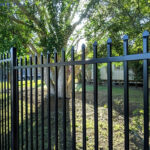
70, 1, 88, 51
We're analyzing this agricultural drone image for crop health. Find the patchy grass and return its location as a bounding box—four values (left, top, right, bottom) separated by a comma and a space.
18, 80, 45, 88
0, 83, 148, 149
76, 83, 150, 114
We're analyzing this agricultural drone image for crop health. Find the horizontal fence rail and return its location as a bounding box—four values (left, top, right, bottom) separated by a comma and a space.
0, 31, 149, 150
13, 53, 150, 69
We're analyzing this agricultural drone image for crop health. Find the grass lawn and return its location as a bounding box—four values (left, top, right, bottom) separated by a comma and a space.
0, 82, 148, 149
75, 83, 148, 104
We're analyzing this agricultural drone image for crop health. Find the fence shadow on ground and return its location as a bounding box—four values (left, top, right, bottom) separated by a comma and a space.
1, 95, 72, 150
0, 83, 146, 150
19, 95, 72, 150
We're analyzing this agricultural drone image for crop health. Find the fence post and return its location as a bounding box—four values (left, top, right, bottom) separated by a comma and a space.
107, 38, 113, 150
93, 41, 98, 150
10, 47, 18, 150
123, 35, 129, 150
143, 30, 149, 150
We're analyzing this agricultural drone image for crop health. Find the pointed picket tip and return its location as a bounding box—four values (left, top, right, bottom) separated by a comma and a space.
41, 52, 43, 56
82, 44, 85, 49
93, 41, 97, 46
62, 48, 65, 52
35, 53, 37, 56
20, 57, 22, 64
47, 51, 50, 54
30, 54, 32, 58
6, 52, 9, 57
143, 30, 149, 37
107, 38, 112, 44
71, 46, 74, 51
123, 35, 128, 40
54, 49, 57, 53
24, 56, 27, 62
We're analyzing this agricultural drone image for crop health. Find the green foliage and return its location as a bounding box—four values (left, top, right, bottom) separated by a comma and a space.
0, 0, 99, 57
85, 0, 150, 54
84, 0, 150, 81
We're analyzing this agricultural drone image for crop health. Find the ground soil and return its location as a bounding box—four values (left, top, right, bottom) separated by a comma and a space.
21, 88, 145, 150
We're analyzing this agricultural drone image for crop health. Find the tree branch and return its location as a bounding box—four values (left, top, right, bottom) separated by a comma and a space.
13, 0, 48, 37
13, 0, 41, 27
71, 0, 98, 32
28, 43, 38, 53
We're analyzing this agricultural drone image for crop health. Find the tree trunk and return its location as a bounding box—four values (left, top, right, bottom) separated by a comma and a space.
44, 67, 55, 95
44, 66, 64, 98
57, 66, 64, 98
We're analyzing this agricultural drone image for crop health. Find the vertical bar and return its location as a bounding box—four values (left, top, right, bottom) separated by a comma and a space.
62, 48, 66, 150
93, 42, 98, 150
3, 54, 5, 150
41, 53, 44, 150
10, 47, 18, 150
0, 54, 3, 150
25, 57, 28, 150
107, 38, 113, 150
0, 55, 1, 150
34, 54, 38, 150
4, 54, 7, 150
0, 56, 2, 150
7, 53, 10, 150
82, 44, 86, 150
30, 55, 33, 150
71, 46, 76, 150
54, 49, 58, 150
16, 58, 19, 150
2, 54, 4, 150
20, 57, 23, 150
10, 56, 12, 150
123, 35, 129, 150
47, 52, 51, 150
143, 30, 149, 150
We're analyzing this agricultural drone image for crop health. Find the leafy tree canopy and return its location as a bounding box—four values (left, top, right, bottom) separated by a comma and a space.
0, 0, 98, 56
84, 0, 150, 81
85, 0, 150, 58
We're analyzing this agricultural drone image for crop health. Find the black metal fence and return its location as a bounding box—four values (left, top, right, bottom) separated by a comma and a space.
0, 31, 149, 150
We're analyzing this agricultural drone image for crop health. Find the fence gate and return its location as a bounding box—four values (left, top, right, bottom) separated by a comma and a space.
0, 31, 149, 150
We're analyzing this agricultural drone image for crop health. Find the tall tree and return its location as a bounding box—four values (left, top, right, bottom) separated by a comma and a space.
84, 0, 150, 81
0, 0, 98, 53
0, 0, 98, 97
85, 0, 150, 54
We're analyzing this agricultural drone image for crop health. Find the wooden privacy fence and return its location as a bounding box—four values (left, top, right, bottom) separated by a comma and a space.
0, 31, 149, 150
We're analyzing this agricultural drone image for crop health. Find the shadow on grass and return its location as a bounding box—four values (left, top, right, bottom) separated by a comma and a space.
1, 83, 147, 150
75, 83, 145, 149
1, 95, 72, 150
20, 96, 72, 150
